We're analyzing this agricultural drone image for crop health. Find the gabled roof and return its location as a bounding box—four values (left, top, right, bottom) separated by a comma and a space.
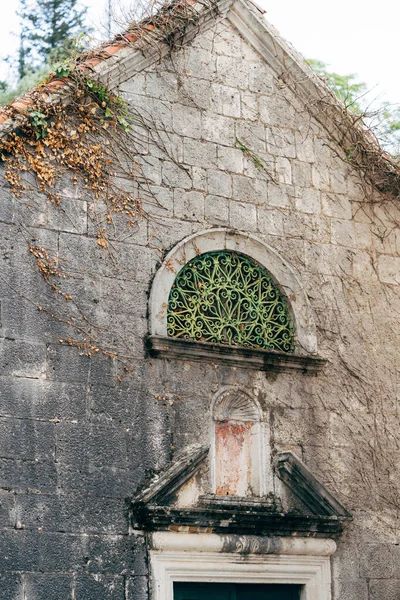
0, 0, 399, 197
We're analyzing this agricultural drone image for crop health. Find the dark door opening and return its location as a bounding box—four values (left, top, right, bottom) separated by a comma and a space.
174, 582, 302, 600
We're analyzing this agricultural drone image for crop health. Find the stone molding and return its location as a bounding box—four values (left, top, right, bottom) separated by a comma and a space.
149, 228, 319, 355
150, 531, 335, 600
275, 452, 352, 519
148, 336, 327, 374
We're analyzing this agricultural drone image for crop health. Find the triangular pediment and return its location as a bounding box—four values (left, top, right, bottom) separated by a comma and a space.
131, 445, 351, 536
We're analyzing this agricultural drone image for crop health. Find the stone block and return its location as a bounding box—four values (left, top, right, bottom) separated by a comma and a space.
202, 113, 236, 146
207, 170, 232, 198
0, 187, 16, 224
321, 192, 352, 220
87, 534, 146, 574
211, 84, 241, 117
183, 138, 217, 168
331, 169, 348, 194
0, 573, 24, 599
259, 96, 295, 128
145, 71, 179, 102
0, 339, 46, 379
353, 252, 378, 283
56, 422, 128, 470
266, 183, 291, 208
162, 161, 192, 189
119, 74, 146, 97
174, 189, 204, 221
294, 132, 315, 162
334, 578, 368, 600
216, 56, 248, 89
148, 217, 193, 250
243, 153, 275, 180
232, 175, 267, 204
378, 254, 400, 285
185, 47, 217, 81
0, 530, 40, 571
59, 233, 154, 282
75, 574, 124, 600
276, 156, 292, 184
247, 61, 275, 94
217, 146, 244, 174
25, 574, 73, 600
229, 201, 257, 231
284, 212, 330, 244
0, 457, 57, 492
360, 544, 395, 578
235, 121, 266, 153
47, 198, 88, 234
312, 163, 331, 191
295, 188, 321, 214
331, 219, 354, 247
266, 127, 296, 158
172, 104, 202, 138
292, 161, 312, 187
304, 242, 354, 277
57, 463, 133, 498
0, 417, 54, 461
138, 155, 162, 186
150, 130, 183, 162
257, 208, 284, 236
16, 493, 129, 535
141, 185, 172, 219
213, 25, 242, 57
46, 344, 91, 383
178, 77, 211, 110
205, 195, 229, 226
126, 576, 148, 599
0, 491, 14, 528
241, 91, 259, 121
192, 166, 207, 191
369, 579, 400, 600
354, 221, 372, 249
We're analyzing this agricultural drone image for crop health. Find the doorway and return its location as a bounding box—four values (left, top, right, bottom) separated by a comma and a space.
174, 583, 302, 599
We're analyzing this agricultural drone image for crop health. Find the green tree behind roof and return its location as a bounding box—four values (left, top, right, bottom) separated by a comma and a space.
18, 0, 89, 71
308, 58, 400, 155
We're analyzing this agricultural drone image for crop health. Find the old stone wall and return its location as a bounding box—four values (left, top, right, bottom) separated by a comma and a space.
0, 12, 399, 600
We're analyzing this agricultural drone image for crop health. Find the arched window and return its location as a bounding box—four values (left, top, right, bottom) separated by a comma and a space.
167, 251, 294, 353
149, 229, 324, 373
213, 389, 263, 497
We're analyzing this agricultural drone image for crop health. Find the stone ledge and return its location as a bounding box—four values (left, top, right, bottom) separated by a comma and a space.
147, 336, 327, 374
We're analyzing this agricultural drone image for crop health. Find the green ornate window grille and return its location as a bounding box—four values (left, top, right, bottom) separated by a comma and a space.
167, 251, 294, 352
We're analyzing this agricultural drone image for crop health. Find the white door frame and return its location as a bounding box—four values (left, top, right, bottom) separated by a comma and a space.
150, 532, 336, 600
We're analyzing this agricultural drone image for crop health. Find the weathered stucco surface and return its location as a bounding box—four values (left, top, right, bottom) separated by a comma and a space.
0, 7, 399, 599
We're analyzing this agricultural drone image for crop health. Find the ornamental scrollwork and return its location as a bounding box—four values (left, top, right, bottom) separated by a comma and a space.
167, 251, 294, 352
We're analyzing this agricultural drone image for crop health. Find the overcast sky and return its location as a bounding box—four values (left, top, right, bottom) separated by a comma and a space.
0, 0, 398, 107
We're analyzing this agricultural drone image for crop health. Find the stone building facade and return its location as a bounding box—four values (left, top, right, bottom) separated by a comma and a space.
0, 0, 399, 598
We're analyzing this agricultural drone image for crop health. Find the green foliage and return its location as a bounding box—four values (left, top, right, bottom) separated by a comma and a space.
84, 78, 133, 132
307, 59, 367, 112
308, 59, 400, 154
85, 78, 111, 104
27, 109, 49, 139
0, 67, 51, 106
18, 0, 90, 66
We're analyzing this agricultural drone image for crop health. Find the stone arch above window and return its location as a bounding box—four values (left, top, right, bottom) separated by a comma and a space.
149, 228, 319, 357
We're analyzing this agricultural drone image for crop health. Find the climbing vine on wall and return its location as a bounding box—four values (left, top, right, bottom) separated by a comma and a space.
0, 0, 220, 371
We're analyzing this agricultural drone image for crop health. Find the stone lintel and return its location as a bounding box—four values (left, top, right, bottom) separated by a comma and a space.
138, 504, 346, 536
150, 531, 337, 556
148, 335, 327, 374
